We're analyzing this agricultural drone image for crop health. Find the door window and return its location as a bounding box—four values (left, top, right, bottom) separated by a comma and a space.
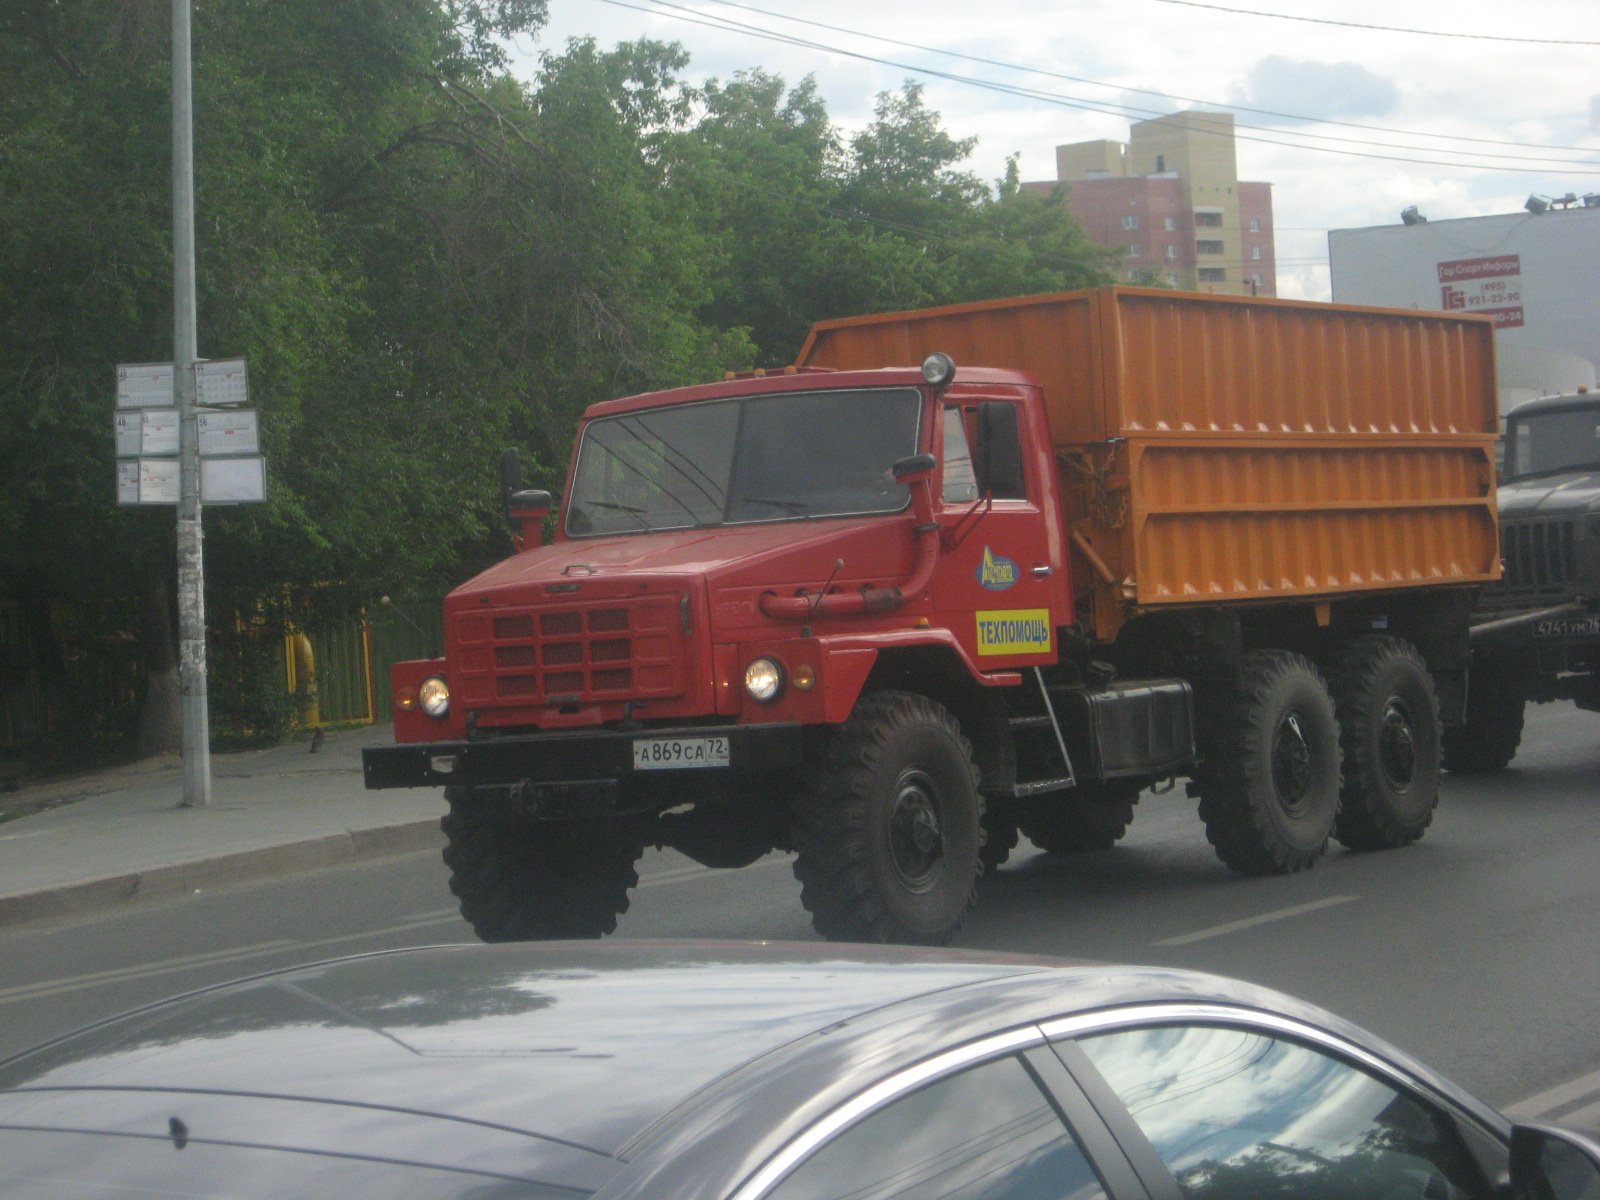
765, 1053, 1106, 1200
942, 407, 980, 503
1077, 1024, 1490, 1200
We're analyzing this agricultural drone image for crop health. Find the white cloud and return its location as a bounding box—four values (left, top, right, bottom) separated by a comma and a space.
1232, 56, 1399, 123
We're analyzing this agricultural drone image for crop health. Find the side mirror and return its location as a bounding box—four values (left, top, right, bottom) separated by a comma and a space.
1509, 1124, 1600, 1200
976, 402, 1025, 498
892, 453, 937, 483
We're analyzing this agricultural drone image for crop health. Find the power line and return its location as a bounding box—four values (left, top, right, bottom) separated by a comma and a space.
604, 0, 1600, 176
697, 0, 1600, 155
1144, 0, 1600, 46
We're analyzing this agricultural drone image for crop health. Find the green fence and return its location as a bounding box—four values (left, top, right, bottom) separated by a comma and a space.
0, 593, 449, 752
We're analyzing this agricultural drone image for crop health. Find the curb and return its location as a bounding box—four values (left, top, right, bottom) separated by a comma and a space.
0, 818, 444, 930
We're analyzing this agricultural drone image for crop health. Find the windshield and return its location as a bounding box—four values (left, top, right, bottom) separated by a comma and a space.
565, 388, 923, 537
1506, 403, 1600, 479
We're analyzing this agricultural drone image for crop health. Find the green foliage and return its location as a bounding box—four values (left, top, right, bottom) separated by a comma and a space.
0, 7, 1116, 760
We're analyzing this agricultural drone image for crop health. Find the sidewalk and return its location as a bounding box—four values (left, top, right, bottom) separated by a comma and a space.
0, 725, 447, 929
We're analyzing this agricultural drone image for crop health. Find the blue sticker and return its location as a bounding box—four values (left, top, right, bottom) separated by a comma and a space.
977, 546, 1019, 591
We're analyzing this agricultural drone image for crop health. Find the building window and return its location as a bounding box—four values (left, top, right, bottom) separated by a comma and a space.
1194, 211, 1223, 227
1122, 214, 1140, 230
1163, 216, 1176, 231
1196, 239, 1224, 255
1249, 218, 1262, 232
1251, 245, 1262, 260
1198, 267, 1226, 282
1126, 243, 1141, 256
1086, 169, 1111, 180
1166, 273, 1179, 285
1165, 244, 1177, 261
1156, 154, 1165, 172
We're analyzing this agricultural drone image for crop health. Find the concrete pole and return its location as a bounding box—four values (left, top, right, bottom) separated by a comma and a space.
172, 0, 211, 807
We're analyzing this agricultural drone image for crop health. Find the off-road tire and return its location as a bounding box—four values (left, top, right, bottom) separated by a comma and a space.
1018, 781, 1141, 854
1194, 650, 1342, 876
790, 691, 984, 945
441, 790, 642, 941
1327, 636, 1441, 851
1440, 661, 1527, 773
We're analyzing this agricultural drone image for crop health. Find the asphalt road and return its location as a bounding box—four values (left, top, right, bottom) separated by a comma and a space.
2, 700, 1596, 1129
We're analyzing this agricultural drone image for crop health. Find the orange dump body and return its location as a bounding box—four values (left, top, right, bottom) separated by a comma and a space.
798, 287, 1500, 640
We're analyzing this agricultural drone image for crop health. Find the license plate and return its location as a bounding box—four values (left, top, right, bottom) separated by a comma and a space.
1533, 615, 1600, 638
632, 736, 731, 770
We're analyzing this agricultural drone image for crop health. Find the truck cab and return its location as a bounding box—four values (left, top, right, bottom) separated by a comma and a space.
1445, 390, 1600, 770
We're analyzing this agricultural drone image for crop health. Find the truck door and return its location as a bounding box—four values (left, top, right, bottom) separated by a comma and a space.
937, 398, 1061, 667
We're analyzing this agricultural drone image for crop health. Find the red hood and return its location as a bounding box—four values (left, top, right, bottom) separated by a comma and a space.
456, 517, 915, 604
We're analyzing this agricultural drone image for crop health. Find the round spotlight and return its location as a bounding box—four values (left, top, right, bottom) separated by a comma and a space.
744, 658, 784, 703
921, 353, 956, 387
419, 675, 451, 719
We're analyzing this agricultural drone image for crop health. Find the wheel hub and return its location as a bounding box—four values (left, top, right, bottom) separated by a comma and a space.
1378, 699, 1417, 792
889, 770, 944, 892
1272, 711, 1314, 812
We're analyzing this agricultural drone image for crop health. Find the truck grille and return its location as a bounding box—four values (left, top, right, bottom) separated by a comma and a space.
451, 594, 686, 708
1502, 520, 1578, 588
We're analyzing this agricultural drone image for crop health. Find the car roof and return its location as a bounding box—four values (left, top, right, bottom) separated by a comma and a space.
0, 941, 1499, 1198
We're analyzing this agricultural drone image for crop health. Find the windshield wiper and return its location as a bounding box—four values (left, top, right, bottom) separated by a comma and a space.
584, 501, 655, 530
735, 497, 812, 515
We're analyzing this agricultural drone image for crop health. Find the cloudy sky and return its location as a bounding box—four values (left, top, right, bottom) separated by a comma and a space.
512, 0, 1600, 301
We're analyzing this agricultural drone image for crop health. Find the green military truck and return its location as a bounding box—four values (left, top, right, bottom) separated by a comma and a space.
1447, 389, 1600, 770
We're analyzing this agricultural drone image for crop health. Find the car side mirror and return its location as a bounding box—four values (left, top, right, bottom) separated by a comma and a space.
1508, 1123, 1600, 1200
976, 402, 1024, 498
892, 453, 937, 483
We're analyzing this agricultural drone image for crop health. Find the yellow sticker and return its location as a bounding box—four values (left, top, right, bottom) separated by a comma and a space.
975, 609, 1052, 656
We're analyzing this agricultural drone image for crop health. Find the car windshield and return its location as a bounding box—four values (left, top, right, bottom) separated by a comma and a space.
564, 388, 923, 537
1505, 403, 1600, 479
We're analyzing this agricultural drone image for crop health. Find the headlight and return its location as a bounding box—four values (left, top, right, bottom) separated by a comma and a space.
419, 675, 450, 719
744, 658, 784, 703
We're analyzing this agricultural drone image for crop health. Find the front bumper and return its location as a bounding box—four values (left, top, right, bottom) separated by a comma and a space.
361, 722, 805, 792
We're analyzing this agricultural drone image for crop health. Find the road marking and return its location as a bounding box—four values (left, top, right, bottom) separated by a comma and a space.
1151, 895, 1359, 946
1561, 1096, 1600, 1129
1, 855, 797, 1006
1504, 1068, 1600, 1119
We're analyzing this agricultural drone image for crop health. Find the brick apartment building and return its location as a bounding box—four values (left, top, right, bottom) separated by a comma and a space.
1024, 110, 1276, 296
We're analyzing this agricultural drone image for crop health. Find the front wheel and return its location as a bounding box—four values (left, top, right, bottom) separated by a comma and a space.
791, 691, 983, 944
1194, 650, 1342, 876
441, 791, 642, 941
1328, 636, 1441, 851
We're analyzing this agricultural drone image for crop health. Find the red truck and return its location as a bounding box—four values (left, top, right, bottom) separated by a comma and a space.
363, 287, 1500, 945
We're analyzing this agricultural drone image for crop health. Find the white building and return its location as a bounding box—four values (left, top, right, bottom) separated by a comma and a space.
1329, 201, 1600, 415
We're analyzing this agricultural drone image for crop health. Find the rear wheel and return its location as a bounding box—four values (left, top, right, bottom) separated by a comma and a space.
1018, 781, 1140, 854
1194, 650, 1341, 875
1327, 636, 1440, 851
1441, 657, 1527, 773
791, 691, 983, 944
442, 790, 642, 941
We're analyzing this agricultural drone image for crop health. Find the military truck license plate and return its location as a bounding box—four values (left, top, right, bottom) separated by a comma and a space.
1533, 616, 1600, 638
632, 736, 731, 770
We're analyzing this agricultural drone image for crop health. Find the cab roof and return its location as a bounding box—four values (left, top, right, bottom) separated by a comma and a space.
582, 366, 1038, 420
